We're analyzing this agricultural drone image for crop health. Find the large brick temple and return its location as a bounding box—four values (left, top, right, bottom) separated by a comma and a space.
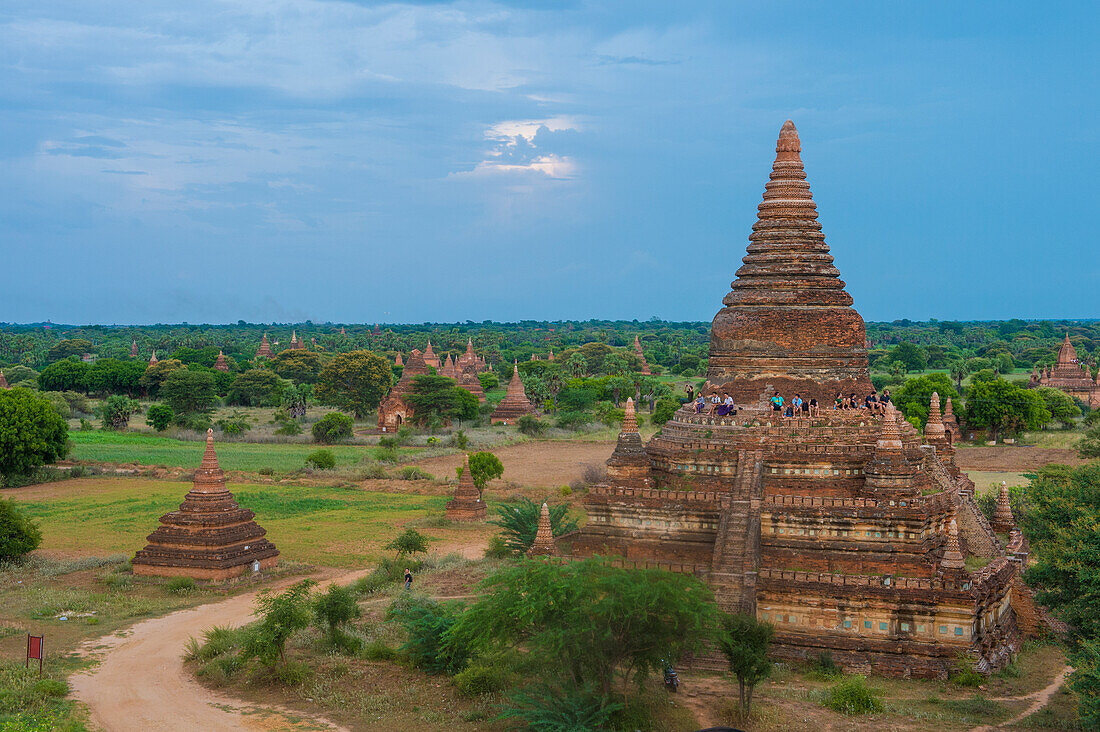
1027, 333, 1100, 408
562, 121, 1039, 678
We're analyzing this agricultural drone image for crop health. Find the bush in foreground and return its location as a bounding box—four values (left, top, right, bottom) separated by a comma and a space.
822, 675, 883, 715
305, 449, 336, 470
312, 412, 353, 444
0, 499, 43, 562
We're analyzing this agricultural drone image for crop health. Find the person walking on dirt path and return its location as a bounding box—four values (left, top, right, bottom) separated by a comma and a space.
404, 568, 412, 590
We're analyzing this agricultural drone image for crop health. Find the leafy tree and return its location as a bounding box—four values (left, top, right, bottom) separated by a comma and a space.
889, 342, 928, 372
488, 497, 578, 555
718, 613, 774, 714
99, 395, 139, 430
891, 373, 957, 428
606, 376, 632, 407
1035, 387, 1080, 428
0, 388, 69, 482
146, 403, 175, 432
272, 350, 323, 384
971, 368, 999, 384
241, 579, 317, 667
516, 415, 548, 436
565, 352, 588, 378
160, 369, 216, 415
48, 338, 94, 360
315, 350, 391, 418
139, 359, 185, 397
450, 557, 720, 698
384, 528, 429, 557
477, 372, 499, 391
37, 360, 90, 393
282, 382, 311, 419
1022, 464, 1100, 640
404, 375, 470, 426
312, 412, 353, 444
312, 583, 360, 645
1070, 638, 1100, 729
0, 498, 43, 561
965, 377, 1051, 440
652, 397, 680, 426
1, 365, 38, 389
994, 352, 1015, 374
86, 358, 145, 396
227, 369, 283, 407
465, 451, 503, 493
1076, 424, 1100, 459
306, 449, 336, 470
168, 346, 220, 368
453, 386, 480, 421
603, 354, 628, 376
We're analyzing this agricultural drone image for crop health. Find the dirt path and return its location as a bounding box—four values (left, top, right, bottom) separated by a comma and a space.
955, 446, 1083, 471
412, 440, 614, 487
70, 569, 371, 732
970, 664, 1074, 732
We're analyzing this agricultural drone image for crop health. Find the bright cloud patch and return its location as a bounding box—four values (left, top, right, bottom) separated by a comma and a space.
458, 116, 580, 179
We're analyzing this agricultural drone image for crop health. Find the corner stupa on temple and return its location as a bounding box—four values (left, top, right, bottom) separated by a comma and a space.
132, 430, 279, 580
490, 362, 535, 425
213, 351, 229, 372
256, 333, 273, 359
445, 454, 486, 520
559, 120, 1034, 680
424, 341, 440, 370
1028, 333, 1100, 408
527, 503, 557, 556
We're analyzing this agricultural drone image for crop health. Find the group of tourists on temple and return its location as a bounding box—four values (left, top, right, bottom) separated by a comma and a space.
834, 388, 891, 414
682, 383, 892, 418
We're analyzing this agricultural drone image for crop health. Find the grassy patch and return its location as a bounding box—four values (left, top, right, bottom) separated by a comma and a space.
67, 430, 421, 474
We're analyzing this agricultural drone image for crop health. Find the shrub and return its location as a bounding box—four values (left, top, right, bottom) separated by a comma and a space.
808, 650, 841, 679
257, 467, 274, 476
949, 662, 984, 687
652, 397, 679, 426
559, 485, 572, 496
99, 395, 139, 430
822, 675, 883, 715
0, 499, 43, 562
356, 463, 388, 480
499, 682, 621, 732
166, 577, 195, 594
312, 412, 354, 444
241, 580, 317, 668
305, 449, 336, 470
146, 403, 175, 432
394, 426, 415, 446
450, 429, 469, 449
274, 420, 302, 436
384, 528, 429, 557
387, 595, 470, 675
484, 535, 510, 559
312, 584, 361, 647
555, 411, 589, 430
517, 415, 548, 436
377, 436, 398, 449
397, 466, 433, 481
453, 662, 512, 696
362, 640, 397, 661
174, 412, 212, 432
215, 411, 251, 435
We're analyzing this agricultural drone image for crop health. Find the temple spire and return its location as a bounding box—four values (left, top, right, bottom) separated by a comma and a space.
992, 481, 1016, 533
0, 370, 8, 389
876, 403, 903, 452
527, 502, 557, 556
924, 392, 945, 440
622, 397, 638, 434
941, 515, 966, 571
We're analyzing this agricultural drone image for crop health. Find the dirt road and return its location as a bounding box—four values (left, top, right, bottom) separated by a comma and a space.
955, 446, 1082, 471
70, 570, 367, 732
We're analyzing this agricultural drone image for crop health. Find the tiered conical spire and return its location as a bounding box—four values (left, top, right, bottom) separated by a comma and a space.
424, 341, 439, 369
149, 350, 158, 365
941, 515, 966, 571
256, 333, 273, 359
707, 120, 872, 404
527, 502, 557, 556
131, 339, 138, 357
490, 362, 535, 425
213, 351, 229, 372
0, 370, 9, 389
445, 454, 486, 520
992, 481, 1016, 533
622, 397, 638, 434
132, 429, 279, 579
395, 352, 404, 367
724, 120, 851, 308
606, 397, 650, 487
1057, 333, 1077, 366
633, 336, 651, 375
924, 392, 946, 440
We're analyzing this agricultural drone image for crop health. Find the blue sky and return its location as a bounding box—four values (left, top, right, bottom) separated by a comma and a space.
1, 1, 1096, 325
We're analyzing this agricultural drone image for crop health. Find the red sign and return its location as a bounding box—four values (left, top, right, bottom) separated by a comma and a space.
27, 635, 43, 674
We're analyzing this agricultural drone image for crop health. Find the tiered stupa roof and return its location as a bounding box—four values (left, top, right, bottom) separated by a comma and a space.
213, 351, 229, 372
424, 341, 440, 370
992, 482, 1016, 533
708, 120, 872, 403
256, 334, 273, 359
132, 430, 279, 579
395, 352, 404, 367
131, 339, 139, 357
1028, 333, 1100, 408
633, 336, 651, 375
0, 370, 8, 389
490, 362, 535, 425
458, 367, 486, 403
149, 350, 158, 366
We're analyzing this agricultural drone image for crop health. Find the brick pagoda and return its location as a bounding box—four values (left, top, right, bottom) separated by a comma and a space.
131, 339, 139, 357
213, 351, 229, 372
490, 362, 535, 425
133, 430, 279, 580
0, 370, 8, 389
446, 454, 486, 520
1028, 333, 1100, 408
378, 349, 429, 432
527, 503, 557, 556
633, 336, 651, 375
256, 333, 273, 359
561, 121, 1034, 679
148, 350, 157, 366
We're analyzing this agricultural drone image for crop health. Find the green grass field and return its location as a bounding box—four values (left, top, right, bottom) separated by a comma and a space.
66, 431, 420, 474
17, 478, 464, 567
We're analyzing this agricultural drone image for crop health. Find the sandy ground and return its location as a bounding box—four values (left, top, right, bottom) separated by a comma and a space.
970, 665, 1074, 732
412, 440, 615, 487
70, 569, 369, 732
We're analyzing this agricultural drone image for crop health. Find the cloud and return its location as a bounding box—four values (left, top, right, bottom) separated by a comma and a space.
454, 116, 581, 179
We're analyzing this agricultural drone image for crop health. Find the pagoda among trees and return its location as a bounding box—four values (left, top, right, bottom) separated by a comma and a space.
1028, 333, 1100, 408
